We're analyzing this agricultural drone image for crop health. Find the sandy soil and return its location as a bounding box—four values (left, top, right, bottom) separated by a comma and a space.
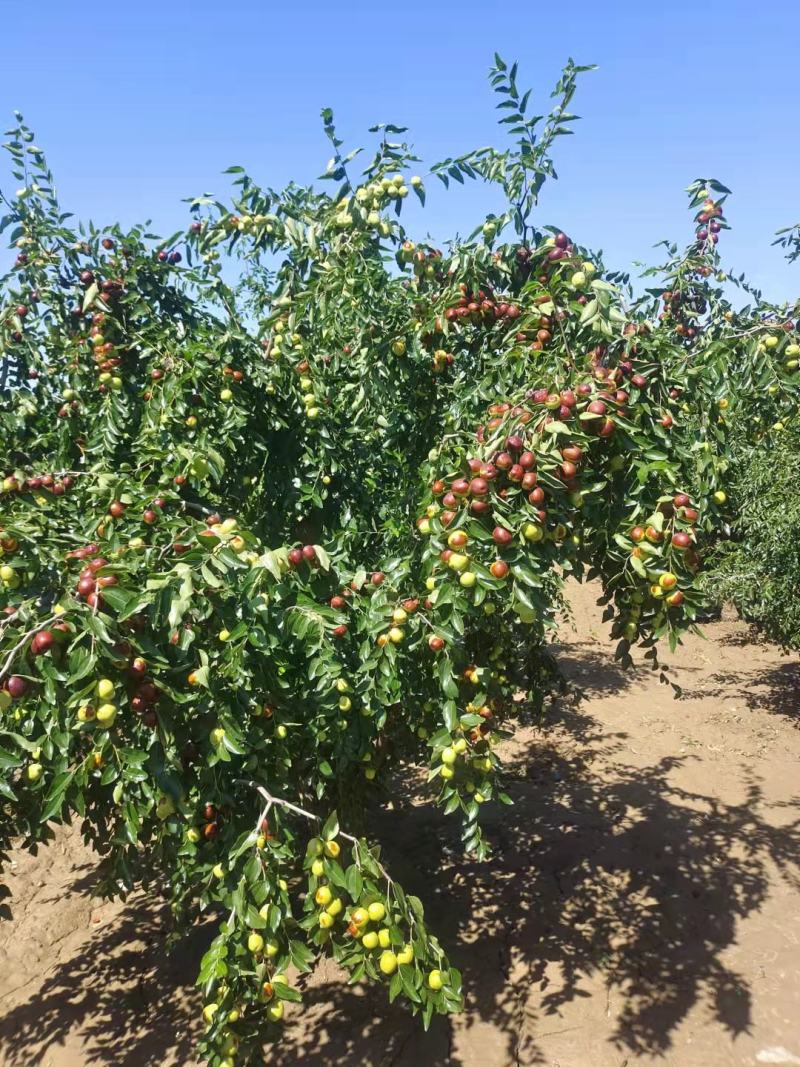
1, 582, 799, 1067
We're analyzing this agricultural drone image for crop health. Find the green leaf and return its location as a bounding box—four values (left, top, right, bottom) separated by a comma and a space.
630, 554, 647, 578
82, 281, 99, 312
273, 980, 302, 1003
314, 545, 331, 571
289, 938, 315, 973
345, 864, 363, 901
0, 746, 23, 771
321, 810, 339, 841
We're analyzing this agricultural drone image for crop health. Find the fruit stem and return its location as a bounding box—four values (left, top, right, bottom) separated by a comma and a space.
235, 779, 394, 889
0, 612, 59, 681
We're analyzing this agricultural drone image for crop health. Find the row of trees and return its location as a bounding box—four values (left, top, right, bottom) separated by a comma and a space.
1, 57, 797, 1063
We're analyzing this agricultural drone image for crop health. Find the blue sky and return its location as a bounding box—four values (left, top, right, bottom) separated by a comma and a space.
1, 0, 798, 303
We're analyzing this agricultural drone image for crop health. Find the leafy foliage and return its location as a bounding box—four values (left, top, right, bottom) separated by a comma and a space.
703, 426, 800, 649
0, 60, 798, 1065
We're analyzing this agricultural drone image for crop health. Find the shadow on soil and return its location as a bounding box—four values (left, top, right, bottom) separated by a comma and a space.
691, 660, 800, 725
0, 885, 210, 1067
1, 674, 798, 1066
267, 700, 800, 1066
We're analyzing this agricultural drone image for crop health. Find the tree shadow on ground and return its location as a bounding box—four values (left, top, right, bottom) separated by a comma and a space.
271, 701, 800, 1066
1, 688, 798, 1066
548, 644, 642, 699
682, 660, 800, 725
550, 639, 705, 704
0, 890, 210, 1066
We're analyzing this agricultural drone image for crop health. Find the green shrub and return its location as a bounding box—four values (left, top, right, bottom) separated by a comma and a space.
706, 428, 800, 648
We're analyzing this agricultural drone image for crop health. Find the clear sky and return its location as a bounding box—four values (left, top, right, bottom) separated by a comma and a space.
1, 0, 798, 303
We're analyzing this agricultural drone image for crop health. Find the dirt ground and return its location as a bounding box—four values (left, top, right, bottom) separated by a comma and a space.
1, 582, 799, 1067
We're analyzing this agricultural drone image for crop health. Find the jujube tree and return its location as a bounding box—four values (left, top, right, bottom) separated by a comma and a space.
1, 56, 797, 1064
